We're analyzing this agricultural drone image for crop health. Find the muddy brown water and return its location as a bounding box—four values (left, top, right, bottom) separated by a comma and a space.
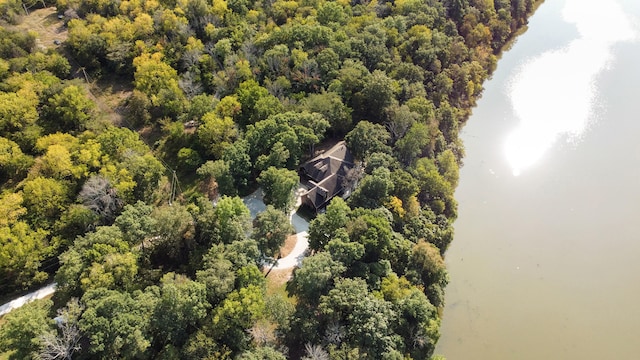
437, 1, 640, 359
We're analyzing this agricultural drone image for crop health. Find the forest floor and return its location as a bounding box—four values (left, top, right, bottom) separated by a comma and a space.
85, 77, 132, 127
265, 269, 293, 289
12, 7, 67, 51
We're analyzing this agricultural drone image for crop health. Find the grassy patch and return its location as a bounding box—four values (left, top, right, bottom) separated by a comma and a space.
86, 76, 134, 127
265, 269, 291, 294
278, 234, 298, 258
264, 268, 297, 305
11, 7, 67, 51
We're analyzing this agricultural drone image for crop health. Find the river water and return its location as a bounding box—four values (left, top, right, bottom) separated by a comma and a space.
437, 0, 640, 359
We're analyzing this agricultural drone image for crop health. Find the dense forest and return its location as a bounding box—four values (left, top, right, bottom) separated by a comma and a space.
0, 0, 538, 358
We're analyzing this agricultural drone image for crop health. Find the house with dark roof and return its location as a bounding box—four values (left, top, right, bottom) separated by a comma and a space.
299, 141, 354, 212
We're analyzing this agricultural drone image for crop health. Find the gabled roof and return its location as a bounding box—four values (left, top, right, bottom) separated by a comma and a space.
300, 141, 354, 211
300, 141, 354, 183
303, 173, 342, 211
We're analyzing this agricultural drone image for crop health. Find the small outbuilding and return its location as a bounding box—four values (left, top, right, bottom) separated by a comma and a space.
299, 141, 354, 213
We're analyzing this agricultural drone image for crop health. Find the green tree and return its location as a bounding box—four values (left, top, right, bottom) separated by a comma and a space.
21, 177, 69, 229
413, 157, 457, 218
318, 278, 396, 357
0, 89, 39, 135
0, 137, 33, 181
365, 152, 399, 174
360, 70, 396, 122
345, 121, 391, 161
274, 111, 330, 158
94, 127, 164, 202
0, 221, 50, 292
379, 274, 440, 358
238, 346, 287, 360
150, 204, 196, 265
411, 240, 449, 296
316, 48, 341, 83
41, 84, 95, 132
222, 140, 252, 190
79, 288, 155, 359
302, 92, 352, 135
0, 0, 24, 24
384, 104, 420, 143
348, 167, 394, 210
114, 201, 157, 245
0, 192, 26, 228
290, 252, 346, 304
215, 95, 242, 119
252, 205, 293, 258
197, 112, 238, 158
436, 101, 460, 143
445, 0, 468, 22
65, 19, 106, 69
437, 149, 459, 188
331, 59, 370, 111
395, 122, 431, 165
31, 144, 77, 180
151, 273, 210, 348
225, 239, 262, 269
213, 196, 252, 244
185, 93, 217, 121
307, 197, 352, 251
390, 169, 419, 204
196, 244, 236, 305
257, 167, 298, 212
125, 90, 152, 126
325, 229, 365, 267
0, 299, 53, 360
235, 80, 281, 127
55, 226, 138, 298
235, 264, 266, 290
182, 329, 232, 359
346, 208, 395, 264
317, 2, 349, 27
95, 126, 149, 160
197, 160, 237, 197
211, 285, 266, 352
264, 293, 294, 334
245, 116, 299, 169
121, 152, 165, 202
0, 58, 8, 79
177, 148, 203, 171
133, 52, 186, 117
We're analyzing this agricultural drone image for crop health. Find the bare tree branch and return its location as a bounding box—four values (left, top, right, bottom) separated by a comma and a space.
37, 299, 83, 360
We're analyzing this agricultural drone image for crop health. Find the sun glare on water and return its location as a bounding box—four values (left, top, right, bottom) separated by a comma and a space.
505, 0, 637, 176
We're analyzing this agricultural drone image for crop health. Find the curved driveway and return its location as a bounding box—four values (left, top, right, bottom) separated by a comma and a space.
0, 283, 56, 317
243, 185, 310, 270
